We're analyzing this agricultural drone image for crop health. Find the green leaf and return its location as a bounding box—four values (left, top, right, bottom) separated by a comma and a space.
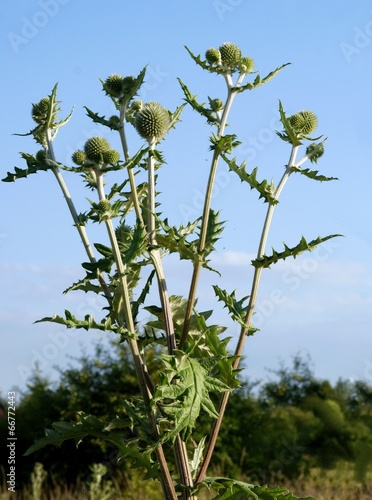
200, 477, 316, 499
177, 78, 220, 125
213, 286, 249, 329
291, 165, 338, 182
152, 351, 231, 444
222, 154, 277, 204
84, 107, 118, 129
233, 63, 291, 93
252, 234, 342, 269
156, 218, 199, 262
276, 100, 302, 146
2, 153, 52, 182
190, 437, 207, 480
132, 270, 156, 321
210, 134, 241, 155
35, 309, 136, 337
203, 209, 225, 257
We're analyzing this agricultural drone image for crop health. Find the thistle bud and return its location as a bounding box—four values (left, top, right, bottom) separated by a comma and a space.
205, 48, 221, 64
104, 74, 125, 97
306, 142, 325, 163
289, 111, 318, 135
219, 42, 241, 67
134, 101, 170, 141
209, 98, 224, 112
71, 150, 87, 166
98, 199, 111, 212
36, 149, 47, 162
239, 56, 255, 73
32, 97, 50, 124
102, 149, 120, 165
84, 136, 111, 163
115, 223, 132, 246
108, 115, 120, 129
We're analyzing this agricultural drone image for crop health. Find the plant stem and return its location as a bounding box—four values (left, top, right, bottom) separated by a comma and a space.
180, 85, 237, 347
195, 145, 299, 483
46, 130, 112, 301
95, 171, 178, 500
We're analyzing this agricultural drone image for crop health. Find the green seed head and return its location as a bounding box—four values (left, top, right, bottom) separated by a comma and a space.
104, 74, 125, 97
71, 150, 87, 166
239, 56, 255, 73
35, 149, 47, 162
209, 98, 224, 112
32, 97, 50, 124
98, 199, 111, 212
306, 142, 325, 163
115, 223, 132, 245
134, 101, 170, 141
289, 111, 318, 135
102, 149, 120, 165
107, 115, 120, 129
121, 76, 136, 95
219, 42, 241, 67
84, 136, 111, 163
205, 48, 221, 64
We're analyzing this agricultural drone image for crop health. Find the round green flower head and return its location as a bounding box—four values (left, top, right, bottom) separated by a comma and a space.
98, 199, 111, 212
210, 98, 224, 112
219, 42, 241, 67
289, 111, 318, 135
72, 150, 87, 166
104, 74, 125, 98
306, 142, 324, 163
205, 48, 221, 64
134, 101, 170, 141
32, 97, 50, 124
115, 223, 132, 246
239, 56, 255, 73
36, 149, 47, 162
84, 136, 111, 163
121, 76, 136, 95
108, 115, 120, 129
102, 149, 120, 164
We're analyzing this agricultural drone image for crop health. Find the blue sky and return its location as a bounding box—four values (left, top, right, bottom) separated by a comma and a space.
1, 0, 372, 396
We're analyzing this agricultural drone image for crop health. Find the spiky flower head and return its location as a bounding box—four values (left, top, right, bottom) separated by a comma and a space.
84, 136, 111, 163
102, 149, 120, 165
205, 48, 221, 64
71, 150, 87, 166
209, 98, 224, 112
36, 149, 47, 162
115, 223, 132, 246
32, 97, 50, 124
239, 56, 255, 73
104, 74, 125, 98
219, 42, 241, 68
134, 101, 170, 142
306, 142, 325, 163
121, 76, 136, 95
107, 115, 120, 129
289, 111, 318, 136
98, 199, 111, 212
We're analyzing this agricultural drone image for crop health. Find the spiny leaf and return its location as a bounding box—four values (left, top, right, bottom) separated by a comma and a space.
210, 134, 241, 154
2, 153, 52, 182
84, 107, 118, 129
177, 78, 220, 124
184, 46, 229, 76
277, 100, 302, 146
35, 309, 136, 337
191, 437, 207, 480
213, 286, 249, 329
200, 477, 316, 499
156, 218, 199, 262
132, 270, 155, 321
152, 352, 231, 444
233, 63, 291, 93
203, 209, 225, 257
168, 103, 187, 131
291, 165, 338, 182
252, 234, 342, 269
121, 220, 147, 264
222, 154, 277, 204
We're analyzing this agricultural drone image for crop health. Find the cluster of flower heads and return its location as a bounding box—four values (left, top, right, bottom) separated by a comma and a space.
72, 136, 120, 168
205, 42, 254, 73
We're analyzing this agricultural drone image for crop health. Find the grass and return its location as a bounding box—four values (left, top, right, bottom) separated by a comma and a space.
1, 463, 371, 499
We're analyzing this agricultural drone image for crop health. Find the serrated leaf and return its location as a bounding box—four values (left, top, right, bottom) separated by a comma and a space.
203, 209, 225, 257
156, 218, 199, 262
132, 269, 156, 321
233, 63, 291, 94
178, 78, 220, 124
252, 234, 342, 269
84, 107, 117, 129
213, 286, 250, 329
210, 134, 241, 155
277, 100, 302, 146
291, 165, 338, 182
201, 477, 316, 500
190, 437, 207, 480
152, 352, 231, 445
222, 154, 277, 204
2, 153, 52, 182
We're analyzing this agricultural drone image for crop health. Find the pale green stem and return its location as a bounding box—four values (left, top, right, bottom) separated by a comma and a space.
95, 171, 178, 500
195, 145, 299, 484
46, 129, 112, 301
180, 84, 238, 346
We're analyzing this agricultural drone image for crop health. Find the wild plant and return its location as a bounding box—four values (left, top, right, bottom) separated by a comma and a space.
3, 42, 338, 499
